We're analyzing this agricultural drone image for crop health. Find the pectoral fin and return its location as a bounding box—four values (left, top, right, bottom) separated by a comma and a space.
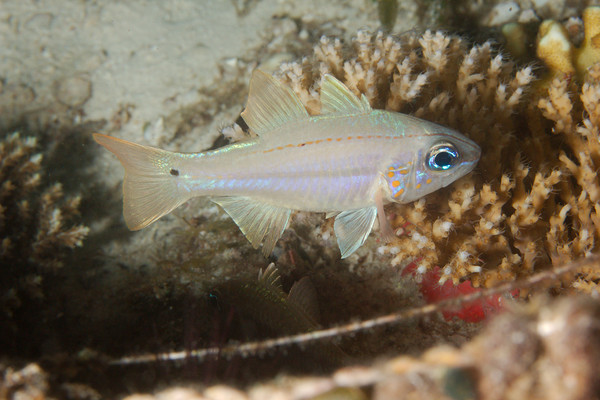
334, 206, 377, 258
212, 196, 291, 256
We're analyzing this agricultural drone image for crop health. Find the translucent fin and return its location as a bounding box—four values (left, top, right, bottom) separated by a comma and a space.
288, 277, 320, 322
325, 211, 339, 219
212, 196, 291, 256
320, 74, 371, 114
375, 189, 395, 242
93, 133, 190, 230
258, 263, 283, 290
241, 70, 309, 136
334, 206, 377, 258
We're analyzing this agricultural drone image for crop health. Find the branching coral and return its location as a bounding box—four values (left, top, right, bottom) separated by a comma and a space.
0, 132, 89, 340
0, 132, 89, 269
267, 29, 600, 290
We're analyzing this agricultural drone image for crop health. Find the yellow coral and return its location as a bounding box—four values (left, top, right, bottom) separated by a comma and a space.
575, 6, 600, 78
537, 19, 575, 76
536, 6, 600, 82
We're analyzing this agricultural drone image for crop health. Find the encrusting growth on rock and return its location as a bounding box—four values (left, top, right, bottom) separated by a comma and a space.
246, 28, 600, 290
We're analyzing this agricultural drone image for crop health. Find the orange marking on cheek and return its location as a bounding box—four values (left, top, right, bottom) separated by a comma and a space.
387, 172, 395, 178
394, 188, 405, 197
426, 178, 432, 184
392, 180, 400, 187
416, 183, 421, 189
399, 169, 409, 175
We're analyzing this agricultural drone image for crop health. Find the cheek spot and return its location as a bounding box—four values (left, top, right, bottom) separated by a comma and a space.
426, 178, 432, 184
387, 172, 395, 178
416, 183, 421, 189
392, 180, 400, 188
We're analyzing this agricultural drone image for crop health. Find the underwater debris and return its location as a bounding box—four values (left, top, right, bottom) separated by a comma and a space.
272, 27, 600, 290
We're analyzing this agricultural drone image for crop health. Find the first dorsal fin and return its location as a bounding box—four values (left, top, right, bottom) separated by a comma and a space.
320, 74, 371, 114
241, 70, 309, 136
258, 263, 283, 291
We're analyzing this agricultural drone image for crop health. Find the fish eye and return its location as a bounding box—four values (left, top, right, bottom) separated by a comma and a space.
426, 143, 459, 171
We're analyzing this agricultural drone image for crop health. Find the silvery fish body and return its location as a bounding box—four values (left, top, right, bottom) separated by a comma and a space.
94, 70, 480, 258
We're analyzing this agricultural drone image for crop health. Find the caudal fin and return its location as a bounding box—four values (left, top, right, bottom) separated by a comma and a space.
93, 133, 190, 230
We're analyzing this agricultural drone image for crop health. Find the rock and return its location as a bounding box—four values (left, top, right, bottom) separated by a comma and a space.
53, 76, 92, 107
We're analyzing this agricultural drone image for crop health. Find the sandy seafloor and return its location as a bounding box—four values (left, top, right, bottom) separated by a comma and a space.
2, 0, 599, 399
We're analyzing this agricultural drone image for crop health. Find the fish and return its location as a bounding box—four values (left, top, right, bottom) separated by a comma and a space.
211, 263, 322, 338
210, 263, 348, 364
94, 70, 480, 258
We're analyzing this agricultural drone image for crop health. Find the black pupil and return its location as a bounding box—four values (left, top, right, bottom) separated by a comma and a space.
435, 151, 453, 167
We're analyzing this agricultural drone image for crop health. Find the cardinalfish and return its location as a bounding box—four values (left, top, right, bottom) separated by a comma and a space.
209, 264, 349, 365
94, 70, 480, 258
210, 263, 323, 339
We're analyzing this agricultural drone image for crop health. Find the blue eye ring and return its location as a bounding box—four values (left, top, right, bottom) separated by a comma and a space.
426, 143, 459, 171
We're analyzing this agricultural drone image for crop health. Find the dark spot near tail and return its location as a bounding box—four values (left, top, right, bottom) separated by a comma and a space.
170, 168, 179, 176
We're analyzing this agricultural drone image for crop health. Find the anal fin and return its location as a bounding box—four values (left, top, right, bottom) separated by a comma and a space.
334, 206, 377, 258
212, 196, 291, 256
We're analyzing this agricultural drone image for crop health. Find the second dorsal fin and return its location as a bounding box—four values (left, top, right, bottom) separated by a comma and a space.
320, 74, 371, 114
241, 70, 309, 136
288, 277, 321, 322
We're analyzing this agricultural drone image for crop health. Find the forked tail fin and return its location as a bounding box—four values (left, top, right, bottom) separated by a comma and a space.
93, 133, 190, 230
